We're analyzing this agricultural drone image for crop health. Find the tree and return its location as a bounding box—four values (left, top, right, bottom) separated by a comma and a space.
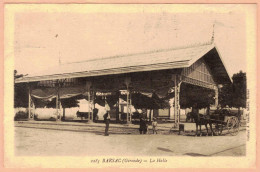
14, 70, 28, 108
180, 84, 215, 109
232, 71, 247, 114
218, 71, 247, 111
219, 83, 233, 108
14, 83, 28, 108
61, 96, 80, 108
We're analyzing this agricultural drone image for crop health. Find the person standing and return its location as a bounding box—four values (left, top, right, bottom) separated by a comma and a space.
93, 108, 99, 122
144, 118, 148, 134
139, 117, 145, 134
139, 117, 148, 134
104, 112, 110, 136
191, 103, 199, 122
139, 109, 148, 134
152, 117, 158, 134
104, 100, 111, 136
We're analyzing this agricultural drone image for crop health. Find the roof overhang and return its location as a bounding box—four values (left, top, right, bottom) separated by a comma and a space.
15, 60, 190, 83
15, 43, 231, 84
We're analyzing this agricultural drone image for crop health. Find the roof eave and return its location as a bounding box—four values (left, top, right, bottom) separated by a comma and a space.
15, 61, 190, 83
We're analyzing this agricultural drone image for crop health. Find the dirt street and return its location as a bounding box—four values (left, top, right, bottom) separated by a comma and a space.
15, 127, 246, 156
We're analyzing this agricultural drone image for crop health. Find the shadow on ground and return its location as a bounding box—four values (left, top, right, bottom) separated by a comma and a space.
157, 147, 174, 153
15, 126, 141, 136
184, 153, 209, 156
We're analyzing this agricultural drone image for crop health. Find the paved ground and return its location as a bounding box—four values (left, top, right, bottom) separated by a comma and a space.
15, 121, 247, 156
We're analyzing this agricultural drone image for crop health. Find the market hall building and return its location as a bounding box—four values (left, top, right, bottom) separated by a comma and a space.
14, 42, 231, 125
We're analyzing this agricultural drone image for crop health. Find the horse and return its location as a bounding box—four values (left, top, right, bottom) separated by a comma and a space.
190, 112, 215, 136
186, 112, 194, 122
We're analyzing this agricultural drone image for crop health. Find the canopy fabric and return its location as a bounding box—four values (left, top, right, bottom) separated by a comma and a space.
31, 88, 56, 100
139, 92, 153, 98
154, 86, 171, 99
31, 86, 87, 101
31, 85, 172, 109
94, 92, 119, 107
95, 97, 106, 107
60, 86, 86, 99
120, 92, 170, 109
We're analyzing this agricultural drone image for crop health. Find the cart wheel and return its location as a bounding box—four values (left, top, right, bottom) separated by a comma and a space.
214, 124, 223, 136
228, 117, 240, 136
226, 118, 232, 132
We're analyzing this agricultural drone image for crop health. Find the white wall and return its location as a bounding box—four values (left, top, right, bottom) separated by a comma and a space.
34, 108, 57, 119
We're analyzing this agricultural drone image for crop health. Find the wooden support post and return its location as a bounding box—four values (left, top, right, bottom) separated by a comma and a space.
116, 93, 120, 122
28, 86, 31, 120
93, 89, 95, 109
28, 85, 31, 120
129, 92, 132, 122
174, 75, 177, 125
177, 81, 181, 124
169, 88, 175, 120
126, 85, 130, 123
172, 74, 182, 128
88, 90, 91, 121
119, 100, 122, 121
27, 84, 34, 120
124, 77, 131, 124
56, 89, 60, 121
148, 109, 152, 122
92, 89, 96, 121
54, 80, 61, 121
86, 81, 92, 123
215, 87, 219, 108
151, 109, 153, 121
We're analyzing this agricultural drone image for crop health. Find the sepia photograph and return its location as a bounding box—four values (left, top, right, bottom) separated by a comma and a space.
3, 3, 257, 168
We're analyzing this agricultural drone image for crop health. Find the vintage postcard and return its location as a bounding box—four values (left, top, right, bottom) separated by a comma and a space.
2, 2, 258, 170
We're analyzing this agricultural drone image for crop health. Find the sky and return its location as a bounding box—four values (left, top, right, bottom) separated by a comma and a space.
12, 4, 251, 77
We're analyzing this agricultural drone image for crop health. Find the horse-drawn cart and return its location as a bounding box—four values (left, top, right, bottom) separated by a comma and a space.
210, 109, 240, 136
189, 108, 241, 136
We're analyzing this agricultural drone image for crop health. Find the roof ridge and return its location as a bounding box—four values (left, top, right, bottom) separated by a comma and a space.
63, 41, 213, 65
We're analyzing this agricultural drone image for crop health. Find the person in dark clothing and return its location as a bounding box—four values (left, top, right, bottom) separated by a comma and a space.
103, 112, 110, 136
139, 117, 144, 134
139, 108, 148, 134
93, 108, 99, 122
103, 100, 111, 136
139, 117, 147, 134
